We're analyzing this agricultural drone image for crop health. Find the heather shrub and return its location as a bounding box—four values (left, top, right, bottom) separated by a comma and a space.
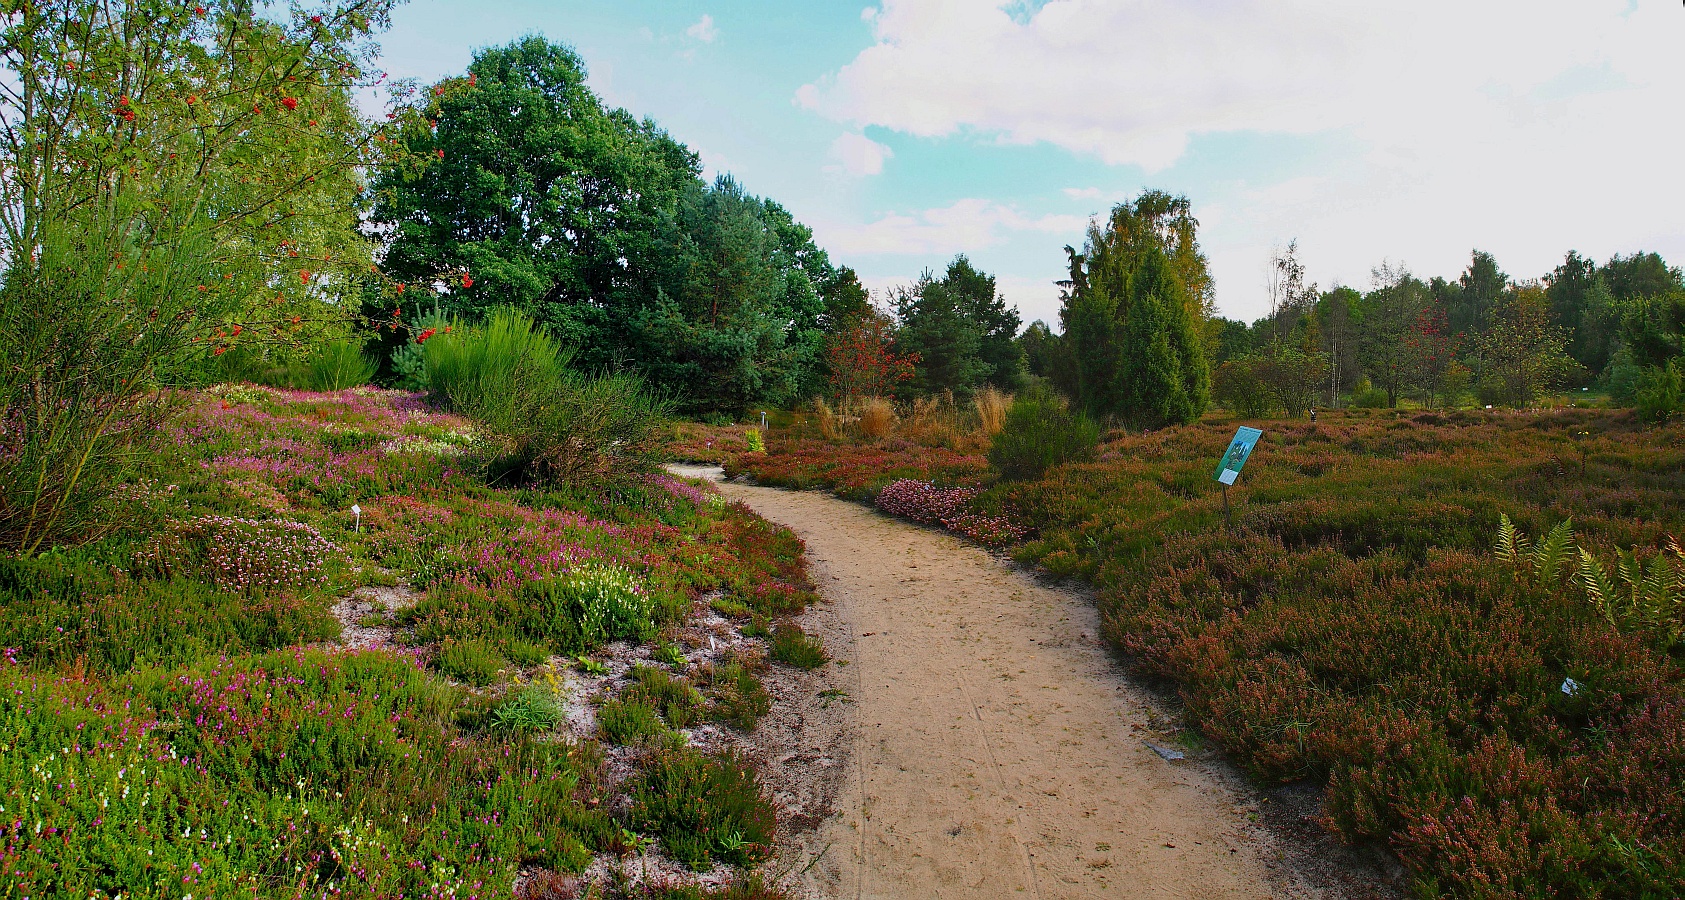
624, 664, 705, 729
770, 622, 827, 669
987, 386, 1099, 481
874, 478, 1028, 545
13, 649, 608, 893
135, 515, 342, 595
626, 747, 775, 870
0, 550, 337, 673
598, 698, 668, 744
701, 657, 771, 731
437, 638, 507, 686
875, 479, 974, 524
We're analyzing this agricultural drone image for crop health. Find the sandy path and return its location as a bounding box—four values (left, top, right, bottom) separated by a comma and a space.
685, 470, 1332, 900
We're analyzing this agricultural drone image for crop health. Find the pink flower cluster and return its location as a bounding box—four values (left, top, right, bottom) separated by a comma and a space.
647, 473, 712, 507
139, 515, 340, 593
874, 479, 1027, 547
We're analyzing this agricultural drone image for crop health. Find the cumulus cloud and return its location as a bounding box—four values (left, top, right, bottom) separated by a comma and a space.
685, 14, 719, 43
826, 132, 895, 176
799, 0, 1685, 319
818, 198, 1088, 256
799, 0, 1676, 169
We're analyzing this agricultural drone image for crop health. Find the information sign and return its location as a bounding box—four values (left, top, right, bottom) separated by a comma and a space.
1215, 426, 1263, 485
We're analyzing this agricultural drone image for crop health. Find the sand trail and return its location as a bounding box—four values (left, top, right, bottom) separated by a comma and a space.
675, 467, 1331, 900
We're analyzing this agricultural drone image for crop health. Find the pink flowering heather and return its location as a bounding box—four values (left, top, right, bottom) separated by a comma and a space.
137, 515, 340, 593
647, 473, 714, 507
875, 479, 1027, 547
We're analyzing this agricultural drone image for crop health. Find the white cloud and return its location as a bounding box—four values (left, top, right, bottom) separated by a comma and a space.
817, 198, 1088, 256
801, 0, 1685, 320
685, 14, 719, 43
826, 132, 895, 176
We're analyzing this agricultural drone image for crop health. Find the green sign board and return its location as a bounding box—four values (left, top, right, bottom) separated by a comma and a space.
1215, 426, 1263, 486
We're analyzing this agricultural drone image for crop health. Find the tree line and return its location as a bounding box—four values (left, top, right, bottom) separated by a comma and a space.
1012, 196, 1685, 426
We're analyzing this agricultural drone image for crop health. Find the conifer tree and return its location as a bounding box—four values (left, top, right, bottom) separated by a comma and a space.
1056, 192, 1212, 427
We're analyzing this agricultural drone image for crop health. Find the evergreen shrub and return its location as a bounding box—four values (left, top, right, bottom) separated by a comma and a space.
986, 386, 1099, 481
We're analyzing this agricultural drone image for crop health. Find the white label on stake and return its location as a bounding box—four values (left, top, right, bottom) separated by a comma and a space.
1217, 469, 1239, 486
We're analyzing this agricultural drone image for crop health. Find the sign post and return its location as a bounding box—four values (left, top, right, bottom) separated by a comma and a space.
1214, 426, 1263, 532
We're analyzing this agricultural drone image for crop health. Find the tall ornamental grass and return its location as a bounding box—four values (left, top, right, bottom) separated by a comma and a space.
424, 310, 669, 486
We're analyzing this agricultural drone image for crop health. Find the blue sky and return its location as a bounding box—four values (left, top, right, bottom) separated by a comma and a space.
372, 0, 1685, 327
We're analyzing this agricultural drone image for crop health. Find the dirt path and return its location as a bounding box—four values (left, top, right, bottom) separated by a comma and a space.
674, 468, 1350, 900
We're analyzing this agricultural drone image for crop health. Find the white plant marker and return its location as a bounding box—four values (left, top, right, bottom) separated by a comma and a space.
351, 504, 362, 534
760, 410, 768, 429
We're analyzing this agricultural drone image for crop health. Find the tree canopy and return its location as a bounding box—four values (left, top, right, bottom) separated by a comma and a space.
371, 36, 843, 415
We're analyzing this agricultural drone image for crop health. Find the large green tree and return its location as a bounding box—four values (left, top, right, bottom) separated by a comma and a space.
1357, 262, 1429, 407
1056, 191, 1211, 426
629, 176, 829, 414
892, 255, 1021, 398
372, 36, 695, 363
372, 37, 840, 414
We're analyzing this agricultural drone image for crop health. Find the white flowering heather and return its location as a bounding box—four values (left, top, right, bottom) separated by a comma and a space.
565, 563, 652, 644
138, 515, 340, 594
379, 436, 468, 457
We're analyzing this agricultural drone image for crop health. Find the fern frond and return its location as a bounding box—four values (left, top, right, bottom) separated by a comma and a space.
1616, 549, 1644, 594
1532, 519, 1574, 585
1496, 514, 1525, 565
1577, 549, 1620, 628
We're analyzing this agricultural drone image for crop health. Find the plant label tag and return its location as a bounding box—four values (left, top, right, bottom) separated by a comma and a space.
1215, 427, 1263, 485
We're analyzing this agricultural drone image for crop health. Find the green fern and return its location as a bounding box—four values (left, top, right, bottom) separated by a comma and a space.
1531, 519, 1574, 585
1499, 515, 1684, 651
1577, 549, 1620, 628
1495, 514, 1525, 565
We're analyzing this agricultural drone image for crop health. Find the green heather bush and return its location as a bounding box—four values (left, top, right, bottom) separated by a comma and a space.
701, 657, 772, 731
505, 639, 551, 667
625, 665, 705, 729
598, 698, 668, 744
1, 650, 606, 895
294, 339, 378, 391
0, 550, 337, 674
437, 638, 506, 685
626, 747, 775, 870
987, 385, 1099, 481
770, 622, 828, 669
